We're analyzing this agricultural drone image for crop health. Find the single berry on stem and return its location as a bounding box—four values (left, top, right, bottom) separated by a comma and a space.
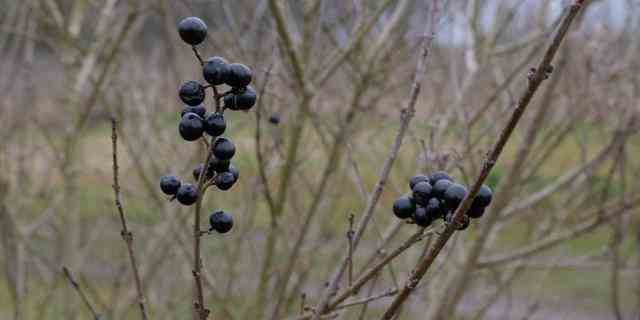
472, 184, 493, 209
414, 207, 432, 227
224, 63, 252, 88
179, 80, 205, 106
409, 174, 430, 190
176, 183, 199, 205
177, 17, 207, 46
203, 56, 229, 85
424, 198, 444, 219
430, 171, 453, 184
224, 86, 257, 111
412, 181, 432, 206
227, 164, 239, 180
210, 157, 231, 173
432, 179, 453, 199
215, 171, 236, 190
179, 112, 205, 141
212, 137, 236, 160
209, 210, 233, 233
466, 206, 485, 219
204, 113, 226, 136
160, 175, 181, 195
444, 183, 468, 211
393, 195, 416, 219
269, 114, 281, 125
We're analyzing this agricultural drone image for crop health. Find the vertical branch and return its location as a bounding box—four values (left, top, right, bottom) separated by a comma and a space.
111, 118, 149, 320
62, 266, 101, 320
379, 2, 584, 319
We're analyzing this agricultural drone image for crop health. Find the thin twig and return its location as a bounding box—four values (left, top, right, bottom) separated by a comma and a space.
347, 214, 355, 287
62, 266, 101, 320
379, 3, 584, 318
111, 118, 149, 320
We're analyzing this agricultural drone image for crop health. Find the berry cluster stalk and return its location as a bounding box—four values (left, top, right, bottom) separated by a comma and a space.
379, 2, 585, 319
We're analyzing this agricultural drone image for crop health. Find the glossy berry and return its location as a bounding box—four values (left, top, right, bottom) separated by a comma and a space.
204, 113, 226, 136
179, 81, 205, 106
425, 198, 444, 219
160, 175, 181, 195
181, 105, 206, 118
409, 175, 430, 190
447, 213, 470, 230
212, 137, 236, 160
269, 114, 281, 125
444, 183, 468, 211
430, 171, 453, 184
224, 86, 257, 111
215, 171, 236, 190
392, 195, 416, 219
472, 185, 493, 209
179, 112, 205, 141
203, 56, 229, 85
210, 157, 230, 173
176, 183, 198, 205
209, 210, 233, 233
414, 207, 432, 227
177, 17, 207, 46
227, 164, 239, 180
224, 63, 252, 88
466, 206, 485, 219
412, 181, 432, 206
432, 179, 453, 199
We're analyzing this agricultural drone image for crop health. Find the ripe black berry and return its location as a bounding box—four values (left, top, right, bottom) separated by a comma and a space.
269, 114, 281, 125
430, 171, 453, 184
181, 105, 206, 118
177, 17, 207, 46
160, 175, 181, 195
446, 213, 470, 230
414, 207, 432, 227
432, 179, 453, 199
179, 81, 205, 106
224, 63, 252, 88
204, 113, 226, 136
203, 56, 229, 85
215, 171, 236, 190
224, 86, 257, 111
209, 210, 233, 233
444, 183, 468, 211
466, 206, 485, 219
392, 195, 416, 219
412, 181, 432, 206
472, 185, 493, 209
210, 157, 230, 173
409, 174, 430, 190
176, 183, 199, 205
179, 112, 205, 141
227, 164, 239, 180
424, 198, 444, 219
212, 137, 236, 160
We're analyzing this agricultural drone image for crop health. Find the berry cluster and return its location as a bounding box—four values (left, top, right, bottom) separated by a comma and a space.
159, 16, 257, 234
392, 171, 493, 230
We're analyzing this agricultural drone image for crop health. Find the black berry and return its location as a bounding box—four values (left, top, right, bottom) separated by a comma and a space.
212, 137, 236, 160
204, 113, 226, 136
215, 171, 236, 190
224, 86, 257, 111
409, 175, 430, 190
179, 112, 205, 141
224, 63, 252, 88
414, 207, 432, 227
179, 80, 205, 106
472, 185, 493, 209
466, 206, 485, 219
227, 164, 239, 180
430, 171, 453, 184
412, 181, 432, 206
444, 183, 468, 211
209, 210, 233, 233
425, 198, 444, 219
269, 114, 281, 125
203, 56, 229, 85
160, 175, 181, 195
209, 157, 230, 173
176, 183, 199, 205
432, 179, 453, 199
181, 105, 206, 118
178, 17, 207, 46
392, 195, 416, 219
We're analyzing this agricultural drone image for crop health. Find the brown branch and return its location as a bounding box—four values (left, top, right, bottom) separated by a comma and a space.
62, 266, 101, 320
111, 118, 149, 320
379, 2, 585, 319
